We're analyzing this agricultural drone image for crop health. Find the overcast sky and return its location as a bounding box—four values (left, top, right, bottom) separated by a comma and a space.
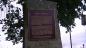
60, 18, 86, 48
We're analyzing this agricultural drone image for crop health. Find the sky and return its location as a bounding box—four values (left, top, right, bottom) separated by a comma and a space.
60, 18, 86, 48
0, 0, 86, 48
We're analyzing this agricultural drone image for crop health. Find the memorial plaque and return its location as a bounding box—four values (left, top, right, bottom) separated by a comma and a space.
29, 10, 55, 40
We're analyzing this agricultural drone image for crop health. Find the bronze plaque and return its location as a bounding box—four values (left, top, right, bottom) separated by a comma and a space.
29, 10, 55, 40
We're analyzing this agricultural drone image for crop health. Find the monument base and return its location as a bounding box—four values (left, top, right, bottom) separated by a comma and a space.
24, 0, 62, 48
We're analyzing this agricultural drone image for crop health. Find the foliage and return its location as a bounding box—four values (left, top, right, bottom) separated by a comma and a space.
3, 7, 24, 44
47, 0, 82, 32
0, 0, 24, 45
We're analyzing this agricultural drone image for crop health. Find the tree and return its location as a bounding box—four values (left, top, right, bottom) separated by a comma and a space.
0, 0, 85, 45
0, 0, 24, 45
46, 0, 85, 48
47, 0, 83, 32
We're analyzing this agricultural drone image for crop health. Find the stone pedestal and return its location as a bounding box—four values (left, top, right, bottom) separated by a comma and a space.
24, 0, 62, 48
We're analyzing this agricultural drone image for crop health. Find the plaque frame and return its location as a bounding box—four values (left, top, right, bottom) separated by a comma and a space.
29, 10, 55, 41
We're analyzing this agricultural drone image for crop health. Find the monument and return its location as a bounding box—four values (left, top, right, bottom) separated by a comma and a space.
24, 0, 62, 48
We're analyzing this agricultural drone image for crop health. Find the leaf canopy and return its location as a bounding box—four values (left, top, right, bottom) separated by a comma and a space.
47, 0, 82, 32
